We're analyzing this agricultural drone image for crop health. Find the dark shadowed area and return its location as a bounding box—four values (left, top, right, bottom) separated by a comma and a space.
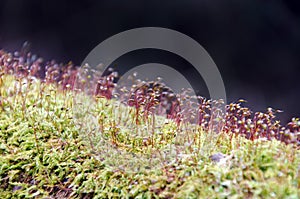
0, 0, 299, 123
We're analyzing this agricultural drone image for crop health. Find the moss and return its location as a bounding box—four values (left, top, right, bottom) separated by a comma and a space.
0, 74, 299, 198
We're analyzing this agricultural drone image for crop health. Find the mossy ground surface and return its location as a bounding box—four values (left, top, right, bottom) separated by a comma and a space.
0, 75, 299, 198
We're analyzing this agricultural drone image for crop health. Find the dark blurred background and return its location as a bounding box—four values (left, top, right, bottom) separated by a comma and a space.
0, 0, 299, 124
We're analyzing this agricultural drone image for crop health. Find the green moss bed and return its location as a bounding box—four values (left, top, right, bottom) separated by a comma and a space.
0, 50, 299, 198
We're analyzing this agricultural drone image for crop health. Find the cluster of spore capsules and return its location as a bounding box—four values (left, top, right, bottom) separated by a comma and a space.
0, 46, 299, 147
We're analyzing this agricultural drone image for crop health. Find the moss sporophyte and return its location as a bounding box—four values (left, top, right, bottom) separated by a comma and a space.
0, 49, 299, 198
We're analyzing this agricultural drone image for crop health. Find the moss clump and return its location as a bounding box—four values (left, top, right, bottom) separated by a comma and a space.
0, 73, 299, 198
0, 48, 299, 198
